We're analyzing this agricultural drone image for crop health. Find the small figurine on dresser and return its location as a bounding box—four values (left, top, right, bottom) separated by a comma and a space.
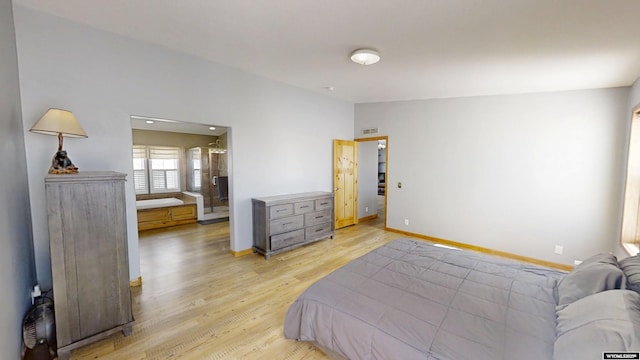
49, 150, 79, 174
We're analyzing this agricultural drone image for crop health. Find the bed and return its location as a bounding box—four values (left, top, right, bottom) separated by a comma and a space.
284, 238, 640, 359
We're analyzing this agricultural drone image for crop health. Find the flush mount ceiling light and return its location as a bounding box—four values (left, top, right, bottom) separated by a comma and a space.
350, 48, 380, 65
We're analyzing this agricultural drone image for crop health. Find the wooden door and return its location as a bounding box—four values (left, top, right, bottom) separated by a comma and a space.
334, 139, 358, 229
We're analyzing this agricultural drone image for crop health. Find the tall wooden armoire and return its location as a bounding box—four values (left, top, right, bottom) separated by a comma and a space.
45, 171, 134, 360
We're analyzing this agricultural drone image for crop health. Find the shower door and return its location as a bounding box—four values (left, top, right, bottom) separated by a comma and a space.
188, 146, 229, 220
209, 149, 229, 216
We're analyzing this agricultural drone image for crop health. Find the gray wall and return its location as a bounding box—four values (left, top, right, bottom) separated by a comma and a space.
132, 129, 218, 149
355, 88, 630, 266
13, 5, 353, 289
0, 0, 36, 358
629, 78, 640, 111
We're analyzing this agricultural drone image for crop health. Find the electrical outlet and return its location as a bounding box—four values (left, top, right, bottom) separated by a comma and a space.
31, 284, 41, 304
554, 245, 563, 255
365, 206, 369, 213
574, 260, 582, 266
404, 219, 409, 226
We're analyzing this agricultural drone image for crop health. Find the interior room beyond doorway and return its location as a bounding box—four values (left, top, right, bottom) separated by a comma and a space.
356, 136, 387, 228
130, 116, 231, 229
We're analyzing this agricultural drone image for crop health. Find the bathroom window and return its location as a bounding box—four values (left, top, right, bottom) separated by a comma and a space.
132, 146, 181, 194
132, 146, 148, 194
190, 148, 202, 190
149, 147, 180, 193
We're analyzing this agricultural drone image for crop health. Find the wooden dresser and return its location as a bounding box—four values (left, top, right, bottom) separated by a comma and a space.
252, 192, 334, 259
45, 172, 134, 360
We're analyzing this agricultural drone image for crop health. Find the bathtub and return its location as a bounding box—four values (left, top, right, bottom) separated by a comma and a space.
135, 197, 184, 210
136, 194, 198, 230
182, 191, 204, 220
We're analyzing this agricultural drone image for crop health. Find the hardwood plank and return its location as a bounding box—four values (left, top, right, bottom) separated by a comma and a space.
67, 213, 567, 359
69, 216, 393, 359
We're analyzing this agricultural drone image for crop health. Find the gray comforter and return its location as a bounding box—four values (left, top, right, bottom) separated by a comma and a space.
284, 238, 566, 360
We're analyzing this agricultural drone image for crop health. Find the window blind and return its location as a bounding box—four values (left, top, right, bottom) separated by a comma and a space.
148, 146, 180, 193
132, 146, 148, 194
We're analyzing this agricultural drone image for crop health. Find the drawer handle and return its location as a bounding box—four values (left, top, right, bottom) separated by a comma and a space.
300, 205, 310, 208
276, 209, 286, 212
315, 228, 324, 232
283, 222, 293, 226
319, 202, 328, 205
315, 215, 324, 219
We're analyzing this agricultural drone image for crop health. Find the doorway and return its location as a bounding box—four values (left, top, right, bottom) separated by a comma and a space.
130, 116, 232, 226
355, 136, 388, 228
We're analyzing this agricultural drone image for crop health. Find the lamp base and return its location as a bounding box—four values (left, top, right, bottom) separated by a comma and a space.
49, 150, 79, 174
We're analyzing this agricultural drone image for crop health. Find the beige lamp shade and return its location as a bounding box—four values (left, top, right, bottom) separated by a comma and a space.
29, 108, 88, 138
30, 108, 88, 174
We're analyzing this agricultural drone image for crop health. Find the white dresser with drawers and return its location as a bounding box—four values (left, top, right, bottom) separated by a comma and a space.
252, 191, 334, 259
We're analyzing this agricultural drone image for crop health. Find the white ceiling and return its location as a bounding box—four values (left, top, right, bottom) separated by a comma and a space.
130, 116, 227, 136
14, 0, 640, 103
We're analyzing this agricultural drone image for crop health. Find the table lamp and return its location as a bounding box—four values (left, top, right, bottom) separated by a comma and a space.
29, 108, 88, 174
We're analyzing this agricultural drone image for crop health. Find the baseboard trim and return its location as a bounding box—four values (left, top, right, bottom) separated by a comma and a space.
358, 214, 378, 222
129, 276, 142, 287
386, 227, 574, 271
230, 248, 254, 257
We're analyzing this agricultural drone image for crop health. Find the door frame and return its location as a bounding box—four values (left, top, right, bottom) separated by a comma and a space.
355, 136, 388, 229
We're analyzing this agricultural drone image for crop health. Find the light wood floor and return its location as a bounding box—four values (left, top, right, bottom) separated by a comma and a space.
70, 214, 399, 359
